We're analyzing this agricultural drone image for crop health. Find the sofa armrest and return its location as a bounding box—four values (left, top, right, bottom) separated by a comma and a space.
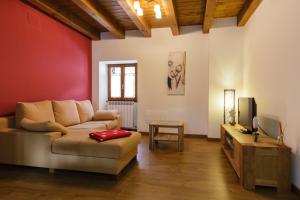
0, 116, 15, 129
0, 128, 62, 140
116, 114, 121, 129
0, 128, 62, 167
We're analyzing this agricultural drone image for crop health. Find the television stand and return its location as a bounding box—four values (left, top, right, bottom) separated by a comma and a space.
221, 124, 291, 192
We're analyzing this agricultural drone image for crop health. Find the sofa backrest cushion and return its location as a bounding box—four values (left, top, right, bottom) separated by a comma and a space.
52, 100, 80, 127
20, 118, 68, 135
15, 100, 55, 128
76, 100, 94, 123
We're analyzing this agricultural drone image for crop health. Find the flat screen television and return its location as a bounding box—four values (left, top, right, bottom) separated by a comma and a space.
238, 97, 257, 133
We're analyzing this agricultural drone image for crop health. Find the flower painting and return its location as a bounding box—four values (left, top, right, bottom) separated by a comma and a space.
167, 51, 186, 95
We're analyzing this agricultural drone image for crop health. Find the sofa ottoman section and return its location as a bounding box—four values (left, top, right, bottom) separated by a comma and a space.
50, 132, 141, 174
52, 132, 141, 159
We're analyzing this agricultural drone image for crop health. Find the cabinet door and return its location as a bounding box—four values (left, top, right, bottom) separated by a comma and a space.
254, 148, 278, 187
220, 125, 225, 145
233, 140, 241, 177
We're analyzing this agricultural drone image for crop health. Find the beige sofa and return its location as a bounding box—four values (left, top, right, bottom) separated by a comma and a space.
0, 100, 141, 175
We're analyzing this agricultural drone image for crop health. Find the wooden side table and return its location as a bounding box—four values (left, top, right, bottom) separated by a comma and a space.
149, 120, 184, 152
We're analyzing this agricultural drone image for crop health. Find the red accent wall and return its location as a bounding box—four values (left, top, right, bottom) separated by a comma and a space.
0, 0, 92, 116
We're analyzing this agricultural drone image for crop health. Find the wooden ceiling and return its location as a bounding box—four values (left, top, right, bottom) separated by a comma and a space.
23, 0, 263, 40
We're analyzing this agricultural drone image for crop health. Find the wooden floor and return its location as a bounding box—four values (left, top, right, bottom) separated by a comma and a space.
0, 136, 298, 200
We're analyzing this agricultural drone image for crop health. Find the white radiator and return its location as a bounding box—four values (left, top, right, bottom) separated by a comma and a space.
107, 101, 137, 129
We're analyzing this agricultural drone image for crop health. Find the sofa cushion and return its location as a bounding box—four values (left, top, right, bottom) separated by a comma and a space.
66, 120, 118, 132
67, 121, 107, 132
93, 110, 118, 121
15, 100, 55, 128
21, 118, 68, 135
51, 131, 141, 159
76, 100, 94, 123
52, 100, 80, 127
105, 120, 119, 130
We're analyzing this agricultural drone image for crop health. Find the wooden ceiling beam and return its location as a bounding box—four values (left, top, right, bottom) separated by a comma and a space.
238, 0, 263, 26
116, 0, 151, 37
72, 0, 125, 39
24, 0, 100, 40
203, 0, 216, 34
161, 0, 179, 36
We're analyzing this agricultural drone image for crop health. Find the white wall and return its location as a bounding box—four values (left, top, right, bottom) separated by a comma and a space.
91, 0, 300, 188
93, 26, 210, 134
243, 0, 300, 188
98, 62, 108, 110
92, 23, 245, 135
92, 62, 108, 111
208, 23, 245, 138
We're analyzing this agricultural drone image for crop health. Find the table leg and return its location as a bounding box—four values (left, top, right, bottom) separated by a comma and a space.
181, 126, 184, 151
177, 127, 180, 152
149, 125, 153, 150
178, 126, 184, 152
154, 126, 158, 147
153, 126, 158, 150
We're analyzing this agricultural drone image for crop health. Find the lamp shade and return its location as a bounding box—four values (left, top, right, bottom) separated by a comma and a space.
133, 1, 140, 10
224, 89, 236, 124
154, 4, 160, 13
137, 8, 143, 16
155, 10, 162, 19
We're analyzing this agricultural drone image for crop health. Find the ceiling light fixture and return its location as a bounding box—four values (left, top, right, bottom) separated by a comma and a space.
133, 1, 143, 16
137, 8, 143, 16
133, 0, 162, 19
154, 4, 160, 13
155, 10, 162, 19
153, 3, 161, 19
133, 1, 140, 10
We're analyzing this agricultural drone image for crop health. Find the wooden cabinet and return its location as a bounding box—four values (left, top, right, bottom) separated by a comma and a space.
220, 124, 291, 192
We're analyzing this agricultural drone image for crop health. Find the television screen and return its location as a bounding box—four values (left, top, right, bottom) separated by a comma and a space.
238, 98, 257, 133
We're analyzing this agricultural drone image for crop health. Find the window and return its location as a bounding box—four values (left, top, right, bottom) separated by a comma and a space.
108, 63, 137, 101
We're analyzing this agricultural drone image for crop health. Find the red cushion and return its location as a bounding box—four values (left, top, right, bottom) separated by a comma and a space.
89, 130, 132, 142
